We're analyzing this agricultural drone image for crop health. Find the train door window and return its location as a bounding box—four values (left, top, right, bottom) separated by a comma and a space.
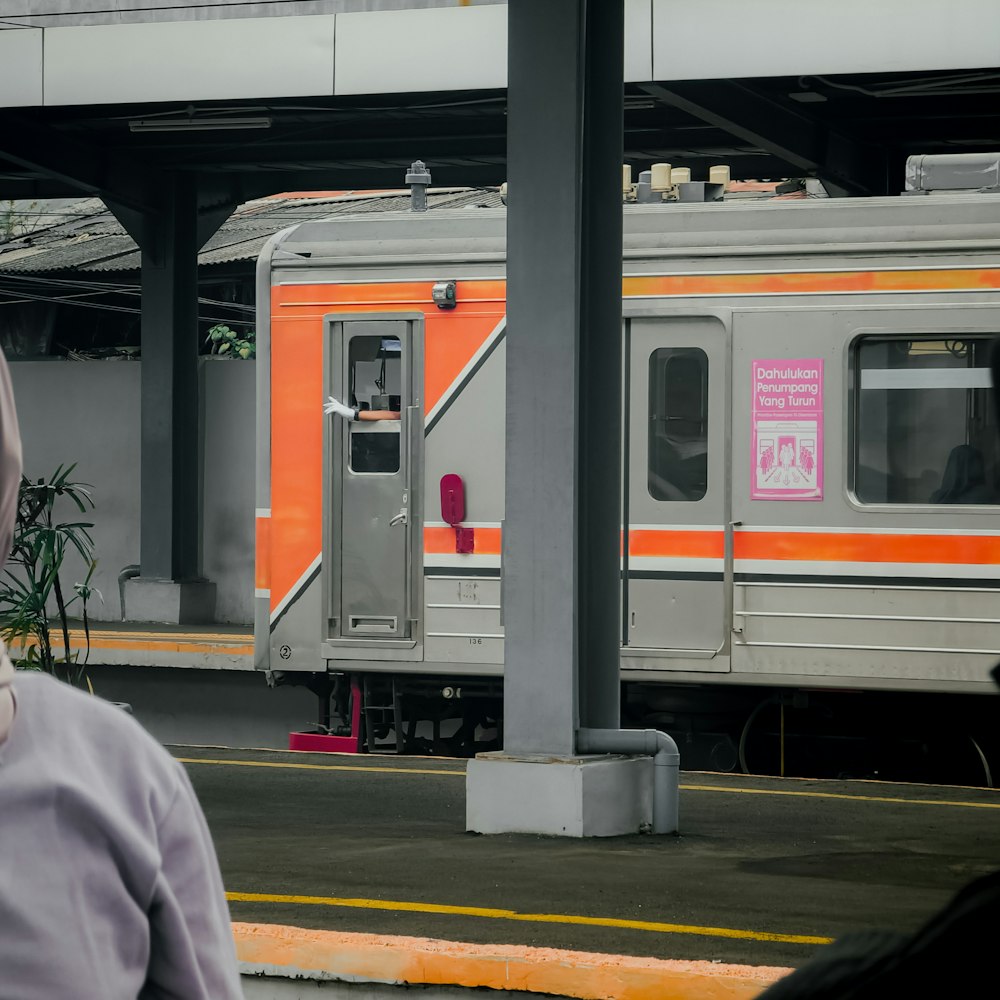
347, 335, 401, 474
854, 336, 999, 505
648, 347, 708, 501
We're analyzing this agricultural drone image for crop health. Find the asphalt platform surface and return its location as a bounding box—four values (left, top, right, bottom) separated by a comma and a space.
176, 747, 1000, 970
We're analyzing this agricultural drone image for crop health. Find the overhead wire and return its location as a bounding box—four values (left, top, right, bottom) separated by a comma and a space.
0, 284, 255, 326
0, 272, 256, 313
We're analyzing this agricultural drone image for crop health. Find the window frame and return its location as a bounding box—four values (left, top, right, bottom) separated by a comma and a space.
646, 345, 709, 503
847, 330, 999, 512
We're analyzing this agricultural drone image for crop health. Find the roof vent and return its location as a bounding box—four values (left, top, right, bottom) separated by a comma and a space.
904, 153, 1000, 195
406, 160, 432, 211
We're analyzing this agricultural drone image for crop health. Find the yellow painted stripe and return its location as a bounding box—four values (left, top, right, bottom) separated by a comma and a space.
178, 757, 1000, 808
233, 923, 792, 1000
78, 630, 250, 641
47, 629, 252, 642
52, 639, 254, 656
681, 783, 1000, 810
176, 757, 462, 777
226, 892, 832, 946
19, 629, 253, 657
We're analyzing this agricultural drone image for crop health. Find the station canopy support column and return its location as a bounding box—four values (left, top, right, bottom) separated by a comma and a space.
111, 175, 228, 624
466, 0, 653, 836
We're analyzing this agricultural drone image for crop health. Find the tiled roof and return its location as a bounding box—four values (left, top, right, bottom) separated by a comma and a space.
0, 188, 504, 275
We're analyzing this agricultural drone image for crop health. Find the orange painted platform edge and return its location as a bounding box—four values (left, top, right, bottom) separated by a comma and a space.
233, 923, 792, 1000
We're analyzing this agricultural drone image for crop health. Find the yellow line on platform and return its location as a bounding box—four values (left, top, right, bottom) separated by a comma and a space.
64, 629, 252, 642
178, 757, 999, 807
681, 784, 1000, 810
226, 892, 832, 946
176, 757, 463, 777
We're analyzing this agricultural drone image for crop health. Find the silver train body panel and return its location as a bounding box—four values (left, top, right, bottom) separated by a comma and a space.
257, 193, 1000, 695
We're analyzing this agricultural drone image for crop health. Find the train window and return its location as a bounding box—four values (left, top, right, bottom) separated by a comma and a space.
350, 430, 400, 474
854, 337, 999, 505
648, 347, 708, 501
347, 335, 401, 475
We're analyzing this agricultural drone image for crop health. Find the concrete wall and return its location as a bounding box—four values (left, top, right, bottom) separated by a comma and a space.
202, 358, 256, 624
0, 2, 485, 29
8, 357, 255, 624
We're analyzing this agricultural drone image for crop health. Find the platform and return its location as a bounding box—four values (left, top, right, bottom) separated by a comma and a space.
42, 621, 254, 670
174, 747, 999, 974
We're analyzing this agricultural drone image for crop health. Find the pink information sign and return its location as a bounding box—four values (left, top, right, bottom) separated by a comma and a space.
751, 359, 823, 500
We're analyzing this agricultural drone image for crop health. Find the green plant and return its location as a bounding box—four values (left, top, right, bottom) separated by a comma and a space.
0, 198, 42, 240
0, 465, 98, 687
205, 323, 255, 359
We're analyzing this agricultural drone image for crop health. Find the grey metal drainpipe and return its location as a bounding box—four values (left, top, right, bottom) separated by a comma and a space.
118, 564, 140, 621
576, 727, 680, 834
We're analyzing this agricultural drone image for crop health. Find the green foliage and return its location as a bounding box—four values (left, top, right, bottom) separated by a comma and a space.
0, 465, 98, 687
0, 199, 42, 240
205, 323, 255, 360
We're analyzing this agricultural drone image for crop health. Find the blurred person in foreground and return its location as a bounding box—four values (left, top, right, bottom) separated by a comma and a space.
0, 352, 242, 999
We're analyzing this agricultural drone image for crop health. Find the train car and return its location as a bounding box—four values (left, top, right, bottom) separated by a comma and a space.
255, 170, 1000, 782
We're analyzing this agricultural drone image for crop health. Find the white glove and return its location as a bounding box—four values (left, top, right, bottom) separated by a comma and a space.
324, 396, 357, 420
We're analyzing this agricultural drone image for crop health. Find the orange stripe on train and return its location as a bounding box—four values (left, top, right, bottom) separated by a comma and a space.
734, 531, 1000, 565
425, 526, 502, 555
629, 529, 724, 559
272, 281, 506, 415
424, 527, 1000, 563
255, 516, 271, 591
623, 268, 1000, 298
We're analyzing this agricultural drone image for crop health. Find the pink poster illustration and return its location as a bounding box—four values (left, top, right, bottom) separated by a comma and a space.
752, 359, 823, 500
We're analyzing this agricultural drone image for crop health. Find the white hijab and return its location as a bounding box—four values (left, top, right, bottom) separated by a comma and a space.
0, 351, 23, 743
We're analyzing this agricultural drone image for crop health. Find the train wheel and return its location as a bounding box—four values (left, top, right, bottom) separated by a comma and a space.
877, 731, 995, 788
738, 696, 843, 778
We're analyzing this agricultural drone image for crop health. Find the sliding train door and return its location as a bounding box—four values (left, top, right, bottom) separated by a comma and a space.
624, 313, 731, 669
324, 315, 423, 648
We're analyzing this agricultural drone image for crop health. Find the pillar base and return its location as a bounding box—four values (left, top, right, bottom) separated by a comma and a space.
466, 751, 653, 837
123, 577, 217, 625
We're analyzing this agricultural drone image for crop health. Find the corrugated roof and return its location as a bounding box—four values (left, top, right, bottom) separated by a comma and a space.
0, 189, 504, 275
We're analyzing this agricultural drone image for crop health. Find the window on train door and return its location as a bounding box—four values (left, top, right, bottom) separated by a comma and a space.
854, 336, 1000, 505
648, 347, 708, 501
347, 335, 401, 475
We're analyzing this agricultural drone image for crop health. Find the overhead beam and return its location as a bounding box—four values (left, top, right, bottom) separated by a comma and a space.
234, 164, 507, 200
640, 81, 888, 196
0, 177, 89, 200
0, 113, 158, 215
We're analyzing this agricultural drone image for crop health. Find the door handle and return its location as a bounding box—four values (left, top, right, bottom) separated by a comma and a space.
390, 508, 408, 527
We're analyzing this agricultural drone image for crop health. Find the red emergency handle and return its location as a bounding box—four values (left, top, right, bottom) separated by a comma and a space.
440, 474, 474, 553
440, 473, 466, 527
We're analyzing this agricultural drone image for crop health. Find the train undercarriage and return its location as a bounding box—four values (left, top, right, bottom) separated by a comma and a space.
276, 670, 999, 789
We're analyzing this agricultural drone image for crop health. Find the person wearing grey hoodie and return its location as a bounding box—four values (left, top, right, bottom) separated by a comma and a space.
0, 353, 243, 999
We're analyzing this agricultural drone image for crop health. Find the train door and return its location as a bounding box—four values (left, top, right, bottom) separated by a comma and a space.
324, 315, 423, 645
625, 313, 731, 667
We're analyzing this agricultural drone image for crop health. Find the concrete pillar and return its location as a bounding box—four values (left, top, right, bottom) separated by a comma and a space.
467, 0, 645, 836
124, 174, 215, 623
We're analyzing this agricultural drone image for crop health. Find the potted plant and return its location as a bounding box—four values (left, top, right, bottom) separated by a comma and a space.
0, 465, 99, 688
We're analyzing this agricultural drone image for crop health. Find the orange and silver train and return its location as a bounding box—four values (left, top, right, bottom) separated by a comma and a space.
255, 175, 1000, 781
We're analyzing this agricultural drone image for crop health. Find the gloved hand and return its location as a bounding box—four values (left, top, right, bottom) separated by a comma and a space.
324, 396, 357, 420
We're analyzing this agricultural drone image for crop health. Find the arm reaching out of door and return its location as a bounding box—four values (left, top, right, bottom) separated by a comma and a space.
324, 396, 400, 421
